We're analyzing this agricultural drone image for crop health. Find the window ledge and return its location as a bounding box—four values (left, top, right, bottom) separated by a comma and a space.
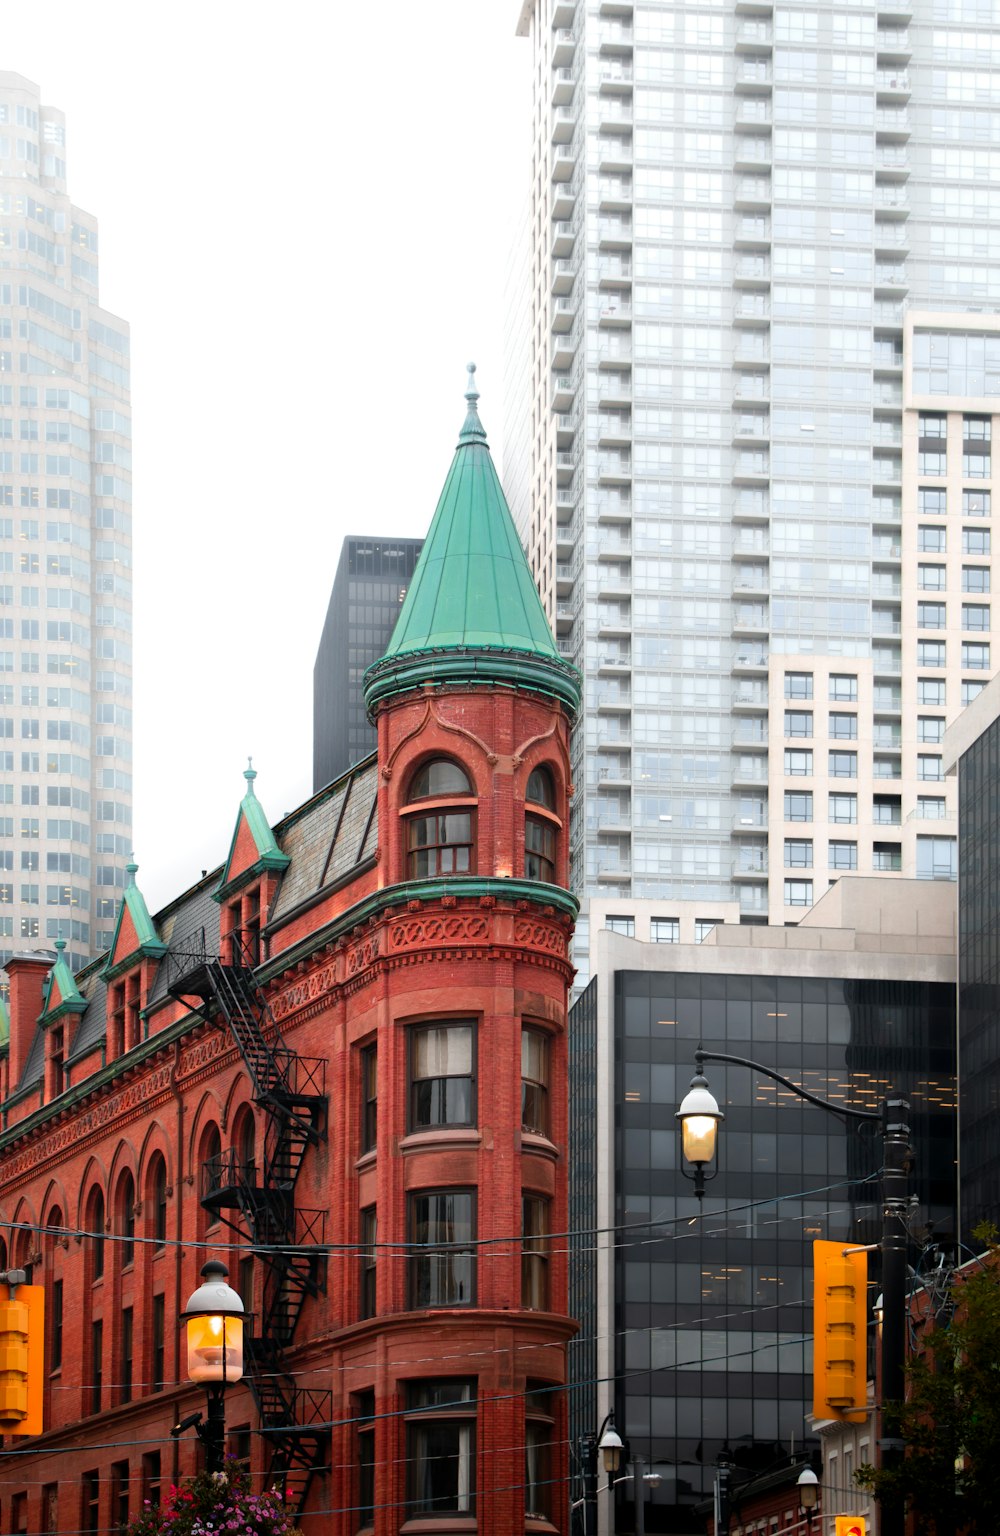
521, 1132, 560, 1160
526, 1519, 559, 1534
399, 1129, 482, 1154
401, 1520, 476, 1534
355, 1149, 377, 1172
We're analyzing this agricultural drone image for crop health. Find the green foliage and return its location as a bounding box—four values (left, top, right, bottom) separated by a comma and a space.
122, 1460, 301, 1536
856, 1234, 1000, 1535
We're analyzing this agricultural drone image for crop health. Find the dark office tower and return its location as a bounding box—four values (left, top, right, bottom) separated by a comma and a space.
313, 537, 423, 789
946, 678, 1000, 1238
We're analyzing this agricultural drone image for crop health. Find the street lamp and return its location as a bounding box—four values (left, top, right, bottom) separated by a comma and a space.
797, 1466, 820, 1527
178, 1260, 245, 1473
599, 1420, 624, 1480
675, 1070, 725, 1199
677, 1047, 911, 1536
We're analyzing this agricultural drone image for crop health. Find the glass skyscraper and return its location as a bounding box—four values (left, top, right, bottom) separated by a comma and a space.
0, 72, 132, 973
506, 1, 1000, 983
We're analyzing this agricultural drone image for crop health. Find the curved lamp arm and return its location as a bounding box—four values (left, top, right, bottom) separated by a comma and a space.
695, 1047, 881, 1125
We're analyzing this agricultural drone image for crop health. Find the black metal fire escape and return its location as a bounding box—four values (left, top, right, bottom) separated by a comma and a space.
168, 932, 331, 1515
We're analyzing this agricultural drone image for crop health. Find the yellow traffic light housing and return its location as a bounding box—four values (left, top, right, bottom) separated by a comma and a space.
0, 1279, 44, 1436
813, 1240, 867, 1422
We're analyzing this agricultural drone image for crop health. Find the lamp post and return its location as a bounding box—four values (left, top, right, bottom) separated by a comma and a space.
677, 1047, 910, 1536
179, 1260, 245, 1474
581, 1414, 660, 1536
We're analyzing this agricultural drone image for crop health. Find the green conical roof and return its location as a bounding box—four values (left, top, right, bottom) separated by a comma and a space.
102, 859, 168, 979
213, 762, 290, 903
364, 366, 580, 717
40, 939, 86, 1022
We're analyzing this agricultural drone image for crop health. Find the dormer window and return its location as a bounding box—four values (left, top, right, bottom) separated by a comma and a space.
525, 766, 558, 884
226, 882, 263, 968
404, 759, 475, 879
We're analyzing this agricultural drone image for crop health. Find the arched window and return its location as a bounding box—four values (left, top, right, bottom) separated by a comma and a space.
117, 1171, 135, 1267
200, 1124, 222, 1231
234, 1110, 256, 1185
148, 1155, 168, 1249
525, 766, 558, 884
89, 1188, 105, 1281
45, 1208, 64, 1376
405, 759, 475, 879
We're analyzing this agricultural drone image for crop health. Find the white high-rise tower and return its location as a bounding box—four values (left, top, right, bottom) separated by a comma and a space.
0, 72, 132, 974
507, 2, 1000, 980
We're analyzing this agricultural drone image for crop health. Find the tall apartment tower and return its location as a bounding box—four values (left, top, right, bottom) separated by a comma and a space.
0, 73, 132, 973
508, 1, 1000, 981
313, 536, 423, 789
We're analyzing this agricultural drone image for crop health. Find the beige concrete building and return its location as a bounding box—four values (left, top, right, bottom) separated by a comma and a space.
505, 2, 1000, 987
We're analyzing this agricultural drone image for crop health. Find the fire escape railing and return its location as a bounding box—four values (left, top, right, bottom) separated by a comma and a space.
169, 928, 331, 1514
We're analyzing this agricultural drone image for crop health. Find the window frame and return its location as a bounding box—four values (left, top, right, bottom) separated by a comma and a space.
524, 811, 557, 882
360, 1042, 378, 1154
522, 1195, 550, 1311
402, 758, 477, 881
525, 1386, 556, 1520
522, 1027, 550, 1138
408, 1189, 476, 1310
360, 1206, 377, 1320
408, 1021, 477, 1133
405, 1379, 477, 1517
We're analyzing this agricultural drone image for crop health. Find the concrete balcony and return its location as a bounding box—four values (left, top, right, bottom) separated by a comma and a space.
599, 299, 632, 328
733, 649, 769, 674
598, 64, 633, 94
551, 375, 576, 412
552, 297, 577, 333
551, 186, 576, 222
552, 28, 576, 66
552, 145, 578, 182
551, 68, 575, 108
551, 109, 576, 146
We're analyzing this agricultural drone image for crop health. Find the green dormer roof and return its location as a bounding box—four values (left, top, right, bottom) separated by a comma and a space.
41, 939, 87, 1023
364, 366, 580, 718
213, 763, 291, 903
103, 860, 168, 979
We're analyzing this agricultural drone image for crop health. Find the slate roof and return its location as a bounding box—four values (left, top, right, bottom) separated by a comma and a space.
268, 756, 378, 924
10, 753, 379, 1100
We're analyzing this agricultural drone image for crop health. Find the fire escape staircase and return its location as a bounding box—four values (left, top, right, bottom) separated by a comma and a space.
168, 938, 331, 1515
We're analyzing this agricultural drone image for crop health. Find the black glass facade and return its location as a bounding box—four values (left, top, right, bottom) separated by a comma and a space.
313, 537, 423, 789
958, 712, 1000, 1235
569, 978, 597, 1486
606, 969, 955, 1533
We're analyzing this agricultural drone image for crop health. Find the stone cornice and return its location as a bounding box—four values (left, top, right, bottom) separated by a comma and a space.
268, 894, 574, 1025
262, 876, 578, 988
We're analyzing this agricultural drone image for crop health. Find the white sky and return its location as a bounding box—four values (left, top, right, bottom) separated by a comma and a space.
2, 1, 531, 913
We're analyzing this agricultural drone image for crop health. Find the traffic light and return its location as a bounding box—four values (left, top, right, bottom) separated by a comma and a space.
0, 1278, 44, 1435
835, 1519, 867, 1536
812, 1239, 867, 1421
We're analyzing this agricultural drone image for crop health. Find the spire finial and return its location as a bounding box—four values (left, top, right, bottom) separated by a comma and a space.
245, 755, 257, 791
458, 361, 488, 447
126, 855, 138, 885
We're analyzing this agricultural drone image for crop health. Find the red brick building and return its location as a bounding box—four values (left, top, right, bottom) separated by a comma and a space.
0, 370, 582, 1536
